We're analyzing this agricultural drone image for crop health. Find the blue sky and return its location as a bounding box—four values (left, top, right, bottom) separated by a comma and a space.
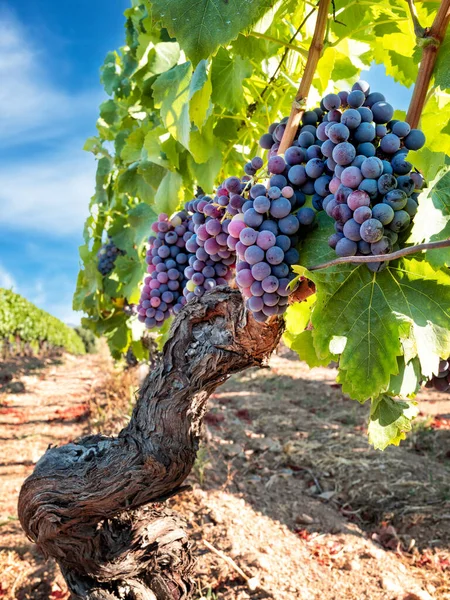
0, 2, 413, 324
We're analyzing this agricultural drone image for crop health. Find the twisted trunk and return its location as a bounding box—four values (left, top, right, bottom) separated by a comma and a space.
18, 284, 313, 598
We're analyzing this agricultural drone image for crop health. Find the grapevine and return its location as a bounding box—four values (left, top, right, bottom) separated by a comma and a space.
20, 0, 450, 598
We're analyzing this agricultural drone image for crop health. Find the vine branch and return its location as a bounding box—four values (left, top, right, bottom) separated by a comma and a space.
306, 238, 450, 271
406, 0, 450, 128
278, 0, 332, 154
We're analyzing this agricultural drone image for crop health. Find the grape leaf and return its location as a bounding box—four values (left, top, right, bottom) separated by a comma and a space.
297, 216, 450, 401
368, 396, 419, 450
409, 168, 450, 268
190, 60, 212, 130
288, 330, 334, 368
211, 49, 252, 112
152, 0, 277, 63
128, 203, 158, 246
152, 62, 192, 149
388, 357, 421, 398
154, 170, 183, 214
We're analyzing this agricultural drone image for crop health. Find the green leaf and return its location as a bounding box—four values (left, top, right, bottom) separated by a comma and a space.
152, 62, 192, 148
154, 170, 183, 214
101, 51, 121, 95
128, 203, 158, 246
100, 99, 119, 125
388, 357, 421, 398
190, 60, 212, 130
115, 255, 143, 303
368, 396, 419, 450
284, 295, 316, 338
187, 148, 222, 190
298, 222, 450, 401
148, 41, 181, 75
211, 49, 252, 112
152, 0, 277, 63
409, 168, 450, 268
289, 330, 334, 368
189, 116, 217, 163
434, 29, 450, 90
121, 128, 145, 164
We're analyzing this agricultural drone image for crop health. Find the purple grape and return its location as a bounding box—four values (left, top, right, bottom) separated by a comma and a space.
297, 207, 315, 226
347, 189, 370, 211
332, 142, 356, 166
260, 133, 274, 149
335, 237, 357, 257
298, 131, 315, 147
341, 166, 363, 189
360, 219, 384, 243
361, 156, 383, 179
404, 129, 425, 150
248, 296, 264, 312
371, 236, 392, 255
365, 92, 385, 107
396, 175, 415, 196
236, 269, 254, 288
270, 198, 291, 219
262, 275, 279, 293
240, 227, 258, 246
343, 218, 362, 242
388, 210, 411, 232
380, 133, 401, 153
288, 164, 307, 186
357, 142, 376, 157
278, 214, 299, 235
354, 122, 376, 143
257, 230, 276, 250
323, 93, 341, 110
305, 158, 325, 178
252, 262, 271, 281
341, 108, 362, 129
285, 146, 305, 165
383, 189, 407, 211
266, 246, 284, 265
332, 203, 353, 224
358, 107, 373, 122
268, 155, 286, 174
347, 90, 365, 108
353, 205, 372, 224
250, 281, 264, 296
254, 195, 271, 214
371, 101, 394, 124
378, 173, 397, 195
244, 209, 264, 228
328, 232, 344, 249
405, 197, 418, 217
260, 220, 279, 235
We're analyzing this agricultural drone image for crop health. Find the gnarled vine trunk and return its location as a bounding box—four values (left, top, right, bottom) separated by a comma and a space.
18, 284, 312, 599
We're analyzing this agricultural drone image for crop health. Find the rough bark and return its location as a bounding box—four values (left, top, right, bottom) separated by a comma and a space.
19, 284, 318, 599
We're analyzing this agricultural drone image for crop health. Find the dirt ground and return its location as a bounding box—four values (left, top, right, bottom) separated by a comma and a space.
0, 346, 449, 599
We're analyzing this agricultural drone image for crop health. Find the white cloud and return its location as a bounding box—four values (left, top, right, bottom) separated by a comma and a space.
0, 264, 17, 290
0, 146, 95, 236
0, 9, 101, 147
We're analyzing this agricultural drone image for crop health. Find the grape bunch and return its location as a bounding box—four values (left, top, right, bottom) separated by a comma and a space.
316, 80, 425, 270
182, 192, 235, 301
425, 358, 450, 393
136, 212, 189, 328
97, 240, 125, 276
224, 174, 315, 322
